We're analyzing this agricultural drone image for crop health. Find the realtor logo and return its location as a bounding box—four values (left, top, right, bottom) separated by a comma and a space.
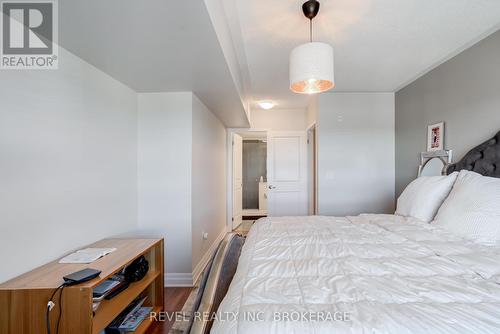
1, 0, 58, 69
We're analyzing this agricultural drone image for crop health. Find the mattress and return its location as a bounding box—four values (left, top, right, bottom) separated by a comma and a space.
212, 214, 500, 334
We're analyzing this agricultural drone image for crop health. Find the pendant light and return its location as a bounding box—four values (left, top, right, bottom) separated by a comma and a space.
290, 0, 334, 94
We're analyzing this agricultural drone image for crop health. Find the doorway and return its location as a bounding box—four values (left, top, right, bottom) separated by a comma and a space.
242, 139, 267, 216
227, 129, 309, 233
231, 131, 268, 233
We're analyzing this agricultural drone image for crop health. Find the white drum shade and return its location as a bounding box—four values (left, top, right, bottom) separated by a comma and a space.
289, 42, 334, 94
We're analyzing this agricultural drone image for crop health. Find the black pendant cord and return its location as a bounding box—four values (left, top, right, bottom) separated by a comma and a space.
302, 0, 319, 43
309, 19, 313, 42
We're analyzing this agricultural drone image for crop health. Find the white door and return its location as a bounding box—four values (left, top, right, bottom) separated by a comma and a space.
267, 131, 308, 216
232, 133, 243, 229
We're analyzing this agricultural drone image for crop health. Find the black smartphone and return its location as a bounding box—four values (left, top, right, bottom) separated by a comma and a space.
63, 268, 101, 285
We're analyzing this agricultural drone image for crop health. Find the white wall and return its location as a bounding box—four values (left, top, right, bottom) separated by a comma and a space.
317, 93, 395, 216
251, 108, 308, 130
137, 92, 193, 278
137, 92, 226, 286
0, 47, 138, 283
191, 95, 226, 276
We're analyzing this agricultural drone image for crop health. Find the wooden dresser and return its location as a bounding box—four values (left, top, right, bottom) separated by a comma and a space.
0, 238, 164, 334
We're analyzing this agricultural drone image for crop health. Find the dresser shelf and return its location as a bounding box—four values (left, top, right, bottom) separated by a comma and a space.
0, 238, 164, 334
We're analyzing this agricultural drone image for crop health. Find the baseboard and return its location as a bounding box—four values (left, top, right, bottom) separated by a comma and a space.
191, 228, 227, 285
164, 229, 227, 287
164, 273, 193, 287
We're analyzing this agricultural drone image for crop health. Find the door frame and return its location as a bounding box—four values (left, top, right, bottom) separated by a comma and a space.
232, 133, 243, 230
226, 128, 269, 232
307, 123, 318, 215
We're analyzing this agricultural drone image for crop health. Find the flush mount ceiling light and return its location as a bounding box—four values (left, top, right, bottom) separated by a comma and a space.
258, 101, 275, 110
290, 0, 334, 94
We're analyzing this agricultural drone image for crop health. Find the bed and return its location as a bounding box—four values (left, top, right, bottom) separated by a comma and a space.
206, 131, 500, 334
213, 214, 500, 333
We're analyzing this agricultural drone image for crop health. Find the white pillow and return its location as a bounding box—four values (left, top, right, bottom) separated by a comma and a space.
395, 172, 458, 223
434, 170, 500, 243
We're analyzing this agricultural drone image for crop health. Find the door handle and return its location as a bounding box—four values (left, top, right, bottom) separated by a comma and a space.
269, 185, 276, 189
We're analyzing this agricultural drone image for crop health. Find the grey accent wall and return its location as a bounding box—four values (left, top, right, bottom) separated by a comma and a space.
396, 30, 500, 197
242, 140, 267, 209
317, 93, 395, 216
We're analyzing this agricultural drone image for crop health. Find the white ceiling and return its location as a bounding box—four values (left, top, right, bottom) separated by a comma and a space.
57, 0, 500, 118
227, 0, 500, 110
58, 0, 250, 127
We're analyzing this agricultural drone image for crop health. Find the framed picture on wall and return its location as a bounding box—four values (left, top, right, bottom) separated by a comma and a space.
427, 122, 444, 151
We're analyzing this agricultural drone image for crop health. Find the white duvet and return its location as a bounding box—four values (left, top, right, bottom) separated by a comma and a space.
212, 215, 500, 334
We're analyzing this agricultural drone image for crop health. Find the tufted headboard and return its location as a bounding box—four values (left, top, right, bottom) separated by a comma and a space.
446, 131, 500, 178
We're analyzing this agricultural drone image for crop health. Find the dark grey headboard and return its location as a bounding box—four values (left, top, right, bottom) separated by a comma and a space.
446, 131, 500, 178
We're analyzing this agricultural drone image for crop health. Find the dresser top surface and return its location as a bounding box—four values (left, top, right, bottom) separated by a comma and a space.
0, 238, 163, 289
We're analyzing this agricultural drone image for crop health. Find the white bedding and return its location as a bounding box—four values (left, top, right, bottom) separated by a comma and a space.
212, 214, 500, 334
